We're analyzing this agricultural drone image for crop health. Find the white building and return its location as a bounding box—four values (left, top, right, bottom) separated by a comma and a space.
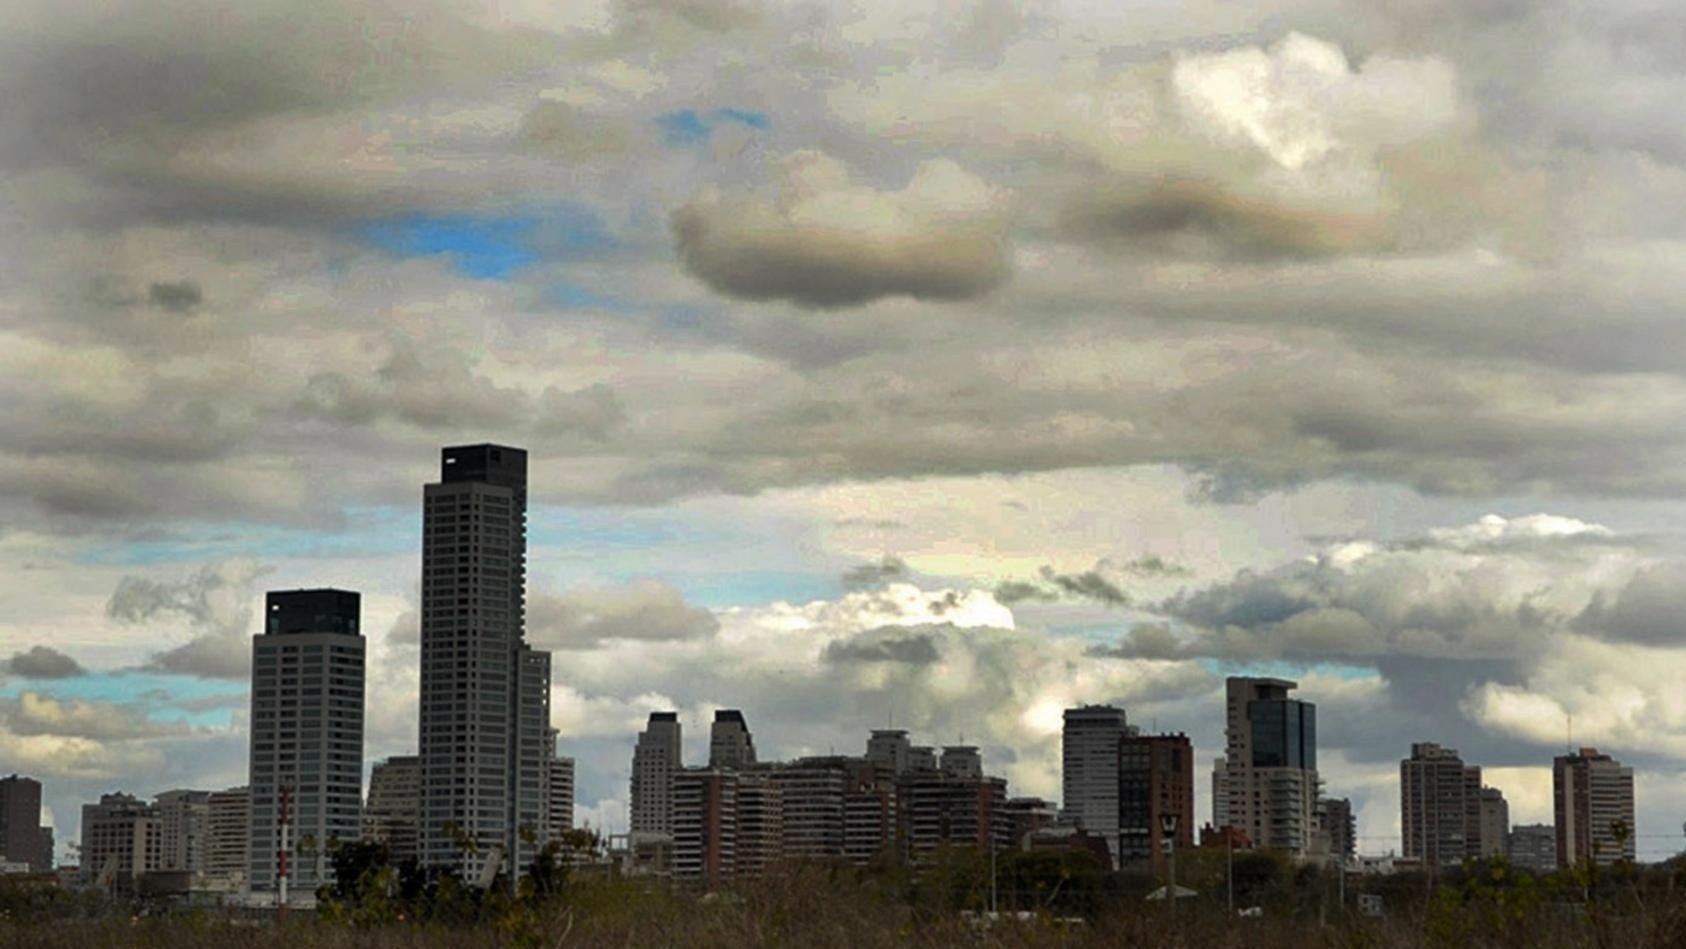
1062, 705, 1128, 865
249, 588, 366, 897
80, 793, 159, 888
631, 712, 682, 838
545, 755, 574, 842
418, 444, 552, 879
205, 786, 249, 892
1214, 678, 1319, 856
154, 789, 210, 877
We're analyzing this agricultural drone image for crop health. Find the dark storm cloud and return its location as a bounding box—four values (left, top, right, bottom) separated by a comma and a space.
3, 646, 85, 679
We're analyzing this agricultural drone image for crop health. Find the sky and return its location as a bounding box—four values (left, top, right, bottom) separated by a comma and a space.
6, 0, 1686, 864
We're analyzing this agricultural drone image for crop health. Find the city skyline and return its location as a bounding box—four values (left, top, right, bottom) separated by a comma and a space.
9, 0, 1686, 874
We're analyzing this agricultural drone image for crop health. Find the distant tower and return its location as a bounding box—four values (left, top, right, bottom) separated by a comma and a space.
1400, 742, 1482, 866
248, 588, 365, 897
709, 710, 757, 769
1063, 705, 1129, 866
1217, 678, 1318, 856
363, 756, 420, 863
866, 729, 911, 774
1554, 747, 1635, 868
0, 774, 49, 871
418, 444, 552, 879
631, 712, 682, 837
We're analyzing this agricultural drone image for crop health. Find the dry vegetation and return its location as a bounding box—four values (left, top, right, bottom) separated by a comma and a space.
7, 857, 1686, 949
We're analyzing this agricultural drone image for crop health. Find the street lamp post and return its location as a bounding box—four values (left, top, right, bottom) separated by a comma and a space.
1161, 813, 1179, 923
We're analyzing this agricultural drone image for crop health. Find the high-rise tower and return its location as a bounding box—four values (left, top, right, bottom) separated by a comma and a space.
419, 444, 552, 879
1062, 705, 1129, 866
1214, 677, 1318, 856
709, 709, 757, 769
1400, 742, 1481, 866
631, 712, 682, 837
249, 588, 365, 896
1554, 747, 1635, 868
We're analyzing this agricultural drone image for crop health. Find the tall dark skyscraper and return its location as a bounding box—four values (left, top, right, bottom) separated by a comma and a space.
419, 444, 552, 879
249, 588, 365, 896
0, 774, 49, 871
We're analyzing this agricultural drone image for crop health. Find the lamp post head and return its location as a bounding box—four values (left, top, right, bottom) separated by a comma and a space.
1160, 814, 1179, 836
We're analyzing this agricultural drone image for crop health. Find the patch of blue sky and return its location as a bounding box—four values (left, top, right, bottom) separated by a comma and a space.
1198, 658, 1381, 682
657, 108, 771, 145
361, 204, 614, 280
364, 213, 539, 279
0, 671, 246, 727
76, 506, 419, 568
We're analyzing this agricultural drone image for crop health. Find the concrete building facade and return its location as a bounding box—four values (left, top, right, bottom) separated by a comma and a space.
80, 793, 159, 887
418, 445, 551, 879
1478, 787, 1509, 859
1062, 705, 1128, 864
708, 710, 757, 769
1117, 733, 1194, 870
631, 712, 682, 838
154, 789, 210, 876
0, 775, 50, 871
249, 588, 366, 896
205, 786, 249, 891
1400, 742, 1482, 867
1508, 823, 1556, 872
363, 755, 420, 862
1321, 797, 1356, 862
1215, 678, 1319, 856
1554, 747, 1635, 868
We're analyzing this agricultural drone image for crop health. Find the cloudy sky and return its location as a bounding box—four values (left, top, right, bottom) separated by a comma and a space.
7, 0, 1686, 862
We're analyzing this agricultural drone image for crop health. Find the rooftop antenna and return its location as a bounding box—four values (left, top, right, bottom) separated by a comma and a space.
1567, 712, 1573, 754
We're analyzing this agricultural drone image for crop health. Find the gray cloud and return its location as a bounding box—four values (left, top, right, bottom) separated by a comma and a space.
993, 580, 1057, 605
529, 580, 719, 650
822, 627, 942, 665
842, 555, 908, 590
1575, 562, 1686, 646
672, 153, 1011, 308
1061, 176, 1394, 261
3, 646, 85, 679
1038, 566, 1130, 607
146, 280, 202, 313
106, 560, 270, 678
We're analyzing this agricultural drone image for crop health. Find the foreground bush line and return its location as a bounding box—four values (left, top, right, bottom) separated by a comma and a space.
8, 851, 1686, 948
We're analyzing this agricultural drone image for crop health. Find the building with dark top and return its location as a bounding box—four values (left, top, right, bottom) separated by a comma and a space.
0, 774, 50, 871
419, 444, 552, 880
249, 588, 365, 897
